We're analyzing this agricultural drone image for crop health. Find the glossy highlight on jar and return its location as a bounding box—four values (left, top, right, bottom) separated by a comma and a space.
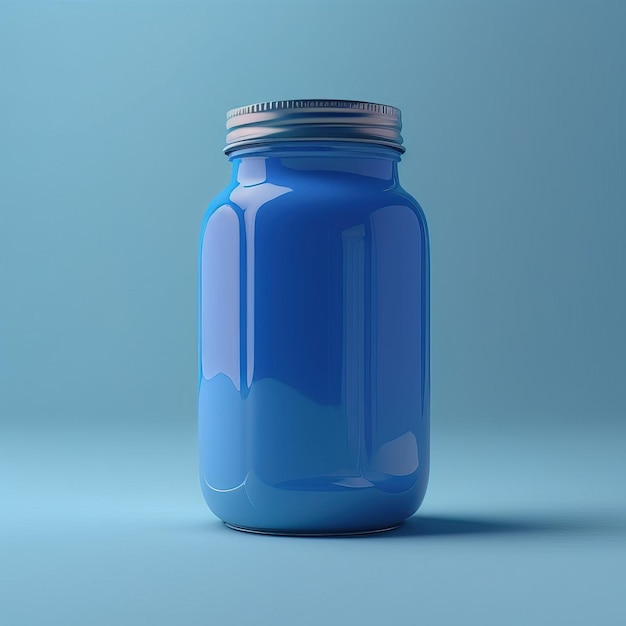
199, 100, 430, 535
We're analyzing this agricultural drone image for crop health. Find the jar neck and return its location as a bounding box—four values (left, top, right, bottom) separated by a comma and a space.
228, 141, 401, 187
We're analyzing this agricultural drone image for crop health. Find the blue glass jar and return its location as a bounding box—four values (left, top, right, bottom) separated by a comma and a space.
199, 100, 429, 535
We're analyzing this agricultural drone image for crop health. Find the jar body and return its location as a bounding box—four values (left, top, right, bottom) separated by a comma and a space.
199, 143, 429, 534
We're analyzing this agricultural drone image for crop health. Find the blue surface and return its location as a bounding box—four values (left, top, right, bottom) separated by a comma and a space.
199, 144, 429, 532
2, 422, 625, 625
1, 0, 625, 623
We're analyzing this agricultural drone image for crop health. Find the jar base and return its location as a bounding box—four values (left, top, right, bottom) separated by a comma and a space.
223, 521, 401, 537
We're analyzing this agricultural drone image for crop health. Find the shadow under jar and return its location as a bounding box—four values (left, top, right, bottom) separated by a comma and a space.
199, 100, 430, 535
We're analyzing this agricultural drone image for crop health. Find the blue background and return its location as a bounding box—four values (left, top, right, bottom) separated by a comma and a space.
1, 1, 625, 624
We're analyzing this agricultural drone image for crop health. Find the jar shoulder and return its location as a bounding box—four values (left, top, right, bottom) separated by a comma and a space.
200, 178, 429, 254
392, 185, 429, 231
210, 180, 424, 217
200, 187, 234, 223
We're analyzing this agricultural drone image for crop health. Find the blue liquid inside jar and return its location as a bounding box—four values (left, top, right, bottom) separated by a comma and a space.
199, 102, 429, 534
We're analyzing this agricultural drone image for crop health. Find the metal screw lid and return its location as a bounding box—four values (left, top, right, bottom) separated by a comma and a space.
224, 99, 405, 155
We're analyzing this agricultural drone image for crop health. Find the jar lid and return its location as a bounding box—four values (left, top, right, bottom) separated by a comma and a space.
224, 99, 405, 155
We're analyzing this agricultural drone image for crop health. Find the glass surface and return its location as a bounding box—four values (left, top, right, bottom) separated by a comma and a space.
199, 142, 430, 534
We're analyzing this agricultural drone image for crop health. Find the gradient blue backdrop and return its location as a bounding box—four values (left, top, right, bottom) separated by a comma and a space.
1, 1, 625, 625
